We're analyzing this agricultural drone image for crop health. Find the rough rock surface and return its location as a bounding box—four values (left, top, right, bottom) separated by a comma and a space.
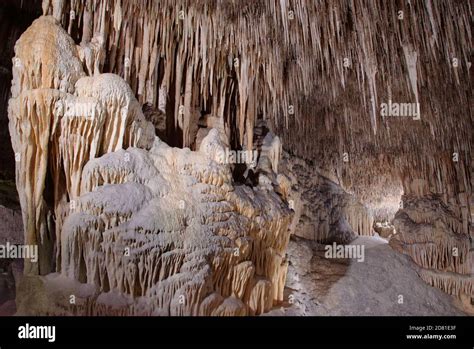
0, 180, 22, 245
0, 180, 23, 315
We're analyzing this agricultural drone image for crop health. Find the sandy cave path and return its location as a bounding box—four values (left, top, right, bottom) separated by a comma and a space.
269, 236, 466, 316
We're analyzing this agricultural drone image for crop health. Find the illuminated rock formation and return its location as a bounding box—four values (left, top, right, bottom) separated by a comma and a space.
9, 13, 293, 316
8, 16, 154, 274
56, 130, 292, 315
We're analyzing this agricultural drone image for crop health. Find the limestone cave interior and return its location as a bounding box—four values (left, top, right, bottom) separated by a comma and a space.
0, 0, 472, 321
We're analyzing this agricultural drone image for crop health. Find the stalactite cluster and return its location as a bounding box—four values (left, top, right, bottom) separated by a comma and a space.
48, 3, 469, 136
40, 0, 471, 225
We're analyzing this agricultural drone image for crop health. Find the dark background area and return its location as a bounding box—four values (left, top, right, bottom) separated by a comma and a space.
0, 0, 42, 180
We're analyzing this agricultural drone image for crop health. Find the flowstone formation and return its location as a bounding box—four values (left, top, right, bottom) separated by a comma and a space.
8, 16, 154, 275
9, 14, 293, 315
391, 194, 473, 312
56, 132, 292, 315
387, 151, 473, 312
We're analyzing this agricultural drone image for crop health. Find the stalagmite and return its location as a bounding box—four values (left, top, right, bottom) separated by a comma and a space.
77, 34, 106, 77
8, 16, 84, 274
8, 15, 155, 275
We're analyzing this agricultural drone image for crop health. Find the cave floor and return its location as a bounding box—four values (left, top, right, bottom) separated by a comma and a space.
268, 235, 466, 316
